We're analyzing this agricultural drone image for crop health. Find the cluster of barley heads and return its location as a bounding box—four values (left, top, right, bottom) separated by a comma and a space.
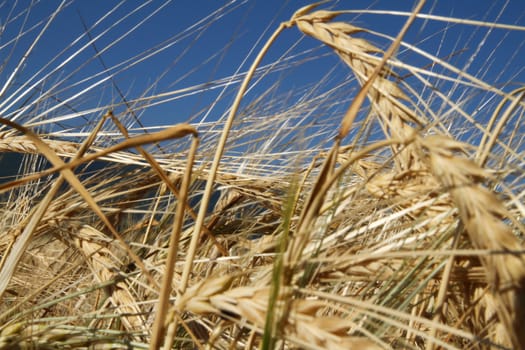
0, 1, 523, 349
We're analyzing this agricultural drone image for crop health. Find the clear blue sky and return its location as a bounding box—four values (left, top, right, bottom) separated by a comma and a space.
1, 1, 524, 135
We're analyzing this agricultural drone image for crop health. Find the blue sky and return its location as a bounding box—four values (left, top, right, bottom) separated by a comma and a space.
0, 0, 524, 139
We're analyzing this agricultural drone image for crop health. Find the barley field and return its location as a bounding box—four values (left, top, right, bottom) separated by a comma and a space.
0, 1, 524, 349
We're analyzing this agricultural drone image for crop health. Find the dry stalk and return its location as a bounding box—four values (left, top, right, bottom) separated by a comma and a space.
149, 136, 198, 349
177, 15, 291, 302
476, 86, 525, 167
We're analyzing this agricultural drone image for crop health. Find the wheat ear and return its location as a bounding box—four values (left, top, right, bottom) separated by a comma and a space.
418, 134, 525, 349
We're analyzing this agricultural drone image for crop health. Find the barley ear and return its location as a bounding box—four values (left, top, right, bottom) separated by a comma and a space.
419, 134, 525, 349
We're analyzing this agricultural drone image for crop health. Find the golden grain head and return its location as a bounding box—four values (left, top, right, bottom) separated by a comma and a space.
0, 1, 523, 349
